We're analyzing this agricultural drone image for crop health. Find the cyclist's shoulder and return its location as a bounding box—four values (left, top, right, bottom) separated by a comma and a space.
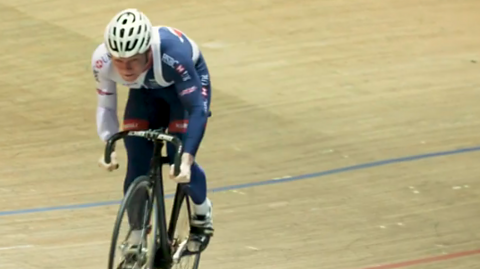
91, 43, 114, 80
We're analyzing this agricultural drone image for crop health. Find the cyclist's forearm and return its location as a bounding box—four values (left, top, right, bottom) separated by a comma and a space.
97, 106, 119, 142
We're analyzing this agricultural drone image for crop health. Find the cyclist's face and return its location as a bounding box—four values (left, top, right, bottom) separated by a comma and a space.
112, 50, 152, 82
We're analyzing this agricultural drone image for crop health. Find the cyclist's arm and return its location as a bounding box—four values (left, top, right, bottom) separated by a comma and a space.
162, 51, 208, 158
91, 51, 119, 142
96, 87, 119, 142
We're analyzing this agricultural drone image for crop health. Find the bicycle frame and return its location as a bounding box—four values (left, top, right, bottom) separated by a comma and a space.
151, 140, 194, 267
104, 129, 187, 269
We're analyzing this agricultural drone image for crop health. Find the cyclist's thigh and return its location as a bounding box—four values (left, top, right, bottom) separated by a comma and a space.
122, 89, 155, 190
123, 88, 150, 130
165, 106, 208, 163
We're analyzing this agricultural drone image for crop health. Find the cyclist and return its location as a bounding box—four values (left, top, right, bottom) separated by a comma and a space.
91, 8, 214, 257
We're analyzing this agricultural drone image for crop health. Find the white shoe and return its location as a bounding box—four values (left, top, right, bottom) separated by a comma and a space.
191, 199, 214, 236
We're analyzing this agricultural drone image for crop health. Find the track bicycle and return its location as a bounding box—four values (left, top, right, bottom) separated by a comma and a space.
105, 128, 211, 269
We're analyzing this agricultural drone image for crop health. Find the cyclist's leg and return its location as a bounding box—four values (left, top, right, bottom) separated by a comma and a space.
123, 88, 170, 193
166, 111, 213, 236
122, 88, 170, 245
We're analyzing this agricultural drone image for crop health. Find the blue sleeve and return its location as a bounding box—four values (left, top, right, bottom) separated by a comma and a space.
162, 50, 208, 157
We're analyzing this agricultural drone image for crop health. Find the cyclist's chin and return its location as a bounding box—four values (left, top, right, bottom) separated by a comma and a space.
121, 73, 140, 82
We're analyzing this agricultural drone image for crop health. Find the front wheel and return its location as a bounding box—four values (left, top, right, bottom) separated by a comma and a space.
107, 175, 158, 269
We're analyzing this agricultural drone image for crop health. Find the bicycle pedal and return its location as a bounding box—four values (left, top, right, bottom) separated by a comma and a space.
188, 234, 210, 252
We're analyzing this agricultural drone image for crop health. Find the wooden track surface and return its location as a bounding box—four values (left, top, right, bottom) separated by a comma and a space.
0, 0, 479, 268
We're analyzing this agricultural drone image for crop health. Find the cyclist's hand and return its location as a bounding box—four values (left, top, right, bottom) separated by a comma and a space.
98, 151, 119, 172
169, 153, 193, 183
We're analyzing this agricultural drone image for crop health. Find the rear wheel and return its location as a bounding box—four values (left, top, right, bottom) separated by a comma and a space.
168, 186, 204, 269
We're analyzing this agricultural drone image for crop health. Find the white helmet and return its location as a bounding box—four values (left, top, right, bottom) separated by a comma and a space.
104, 8, 153, 58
